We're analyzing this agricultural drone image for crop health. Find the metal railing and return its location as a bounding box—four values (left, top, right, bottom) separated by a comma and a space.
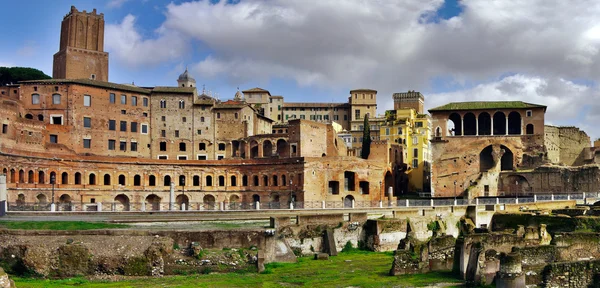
4, 192, 595, 213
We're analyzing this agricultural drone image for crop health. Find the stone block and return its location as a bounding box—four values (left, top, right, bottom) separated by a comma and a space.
323, 229, 337, 256
0, 267, 16, 288
314, 253, 329, 260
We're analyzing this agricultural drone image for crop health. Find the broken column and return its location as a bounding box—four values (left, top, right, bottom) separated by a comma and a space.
496, 252, 525, 288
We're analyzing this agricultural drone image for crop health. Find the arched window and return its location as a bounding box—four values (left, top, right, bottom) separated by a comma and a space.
134, 175, 141, 186
74, 172, 81, 185
254, 175, 259, 186
25, 114, 33, 119
160, 99, 166, 109
149, 175, 156, 186
193, 175, 200, 186
179, 100, 185, 109
88, 173, 96, 185
206, 175, 213, 186
199, 143, 206, 150
242, 175, 248, 186
463, 113, 476, 136
448, 113, 462, 136
218, 143, 226, 151
217, 112, 221, 119
263, 175, 269, 186
231, 175, 237, 186
104, 174, 111, 185
10, 169, 16, 183
28, 170, 34, 184
478, 112, 491, 135
273, 175, 278, 186
38, 114, 44, 121
179, 142, 186, 151
164, 175, 171, 186
61, 172, 68, 184
282, 175, 287, 186
526, 124, 534, 135
38, 171, 45, 184
118, 174, 126, 186
179, 175, 186, 186
493, 112, 506, 135
19, 169, 25, 183
218, 175, 225, 186
508, 111, 521, 135
201, 117, 205, 122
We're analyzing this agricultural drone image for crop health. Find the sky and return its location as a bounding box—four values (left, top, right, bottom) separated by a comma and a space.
1, 0, 600, 140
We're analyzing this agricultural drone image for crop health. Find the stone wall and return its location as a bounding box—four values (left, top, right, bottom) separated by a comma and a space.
500, 165, 600, 194
544, 125, 591, 166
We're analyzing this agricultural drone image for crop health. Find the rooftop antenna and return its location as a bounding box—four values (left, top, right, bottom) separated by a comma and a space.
202, 84, 206, 94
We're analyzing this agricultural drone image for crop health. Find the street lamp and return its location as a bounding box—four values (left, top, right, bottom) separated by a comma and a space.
289, 179, 293, 204
515, 180, 518, 201
179, 175, 185, 210
379, 180, 383, 201
453, 180, 457, 204
50, 173, 56, 204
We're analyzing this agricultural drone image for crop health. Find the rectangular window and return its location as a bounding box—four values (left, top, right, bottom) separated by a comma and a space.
131, 142, 138, 152
526, 110, 532, 117
300, 115, 305, 120
344, 115, 348, 121
398, 127, 402, 135
50, 134, 58, 143
119, 141, 127, 151
131, 122, 138, 133
158, 155, 168, 160
109, 93, 115, 104
355, 109, 360, 120
143, 112, 148, 117
182, 117, 187, 122
108, 140, 115, 150
161, 130, 166, 137
53, 94, 61, 104
413, 148, 418, 158
415, 121, 423, 128
161, 116, 166, 121
108, 120, 116, 131
197, 155, 207, 160
120, 121, 127, 132
84, 95, 91, 107
50, 115, 63, 125
131, 96, 137, 106
413, 136, 418, 145
83, 117, 91, 128
412, 159, 419, 168
121, 110, 126, 115
386, 128, 390, 135
83, 138, 91, 148
143, 97, 149, 107
32, 94, 40, 104
121, 95, 126, 104
141, 124, 148, 134
197, 129, 202, 135
2, 124, 7, 134
178, 156, 188, 160
175, 130, 180, 137
159, 142, 167, 151
333, 115, 338, 121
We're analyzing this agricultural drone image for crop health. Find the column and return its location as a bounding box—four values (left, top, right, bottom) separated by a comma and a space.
491, 117, 494, 135
505, 116, 508, 135
460, 116, 464, 136
475, 116, 479, 136
521, 118, 524, 135
169, 182, 175, 211
0, 175, 6, 212
258, 142, 264, 158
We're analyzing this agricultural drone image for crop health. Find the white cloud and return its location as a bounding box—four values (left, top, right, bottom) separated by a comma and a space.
107, 0, 129, 9
105, 14, 188, 67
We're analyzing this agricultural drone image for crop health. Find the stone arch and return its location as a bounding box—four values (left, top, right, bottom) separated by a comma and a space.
118, 174, 126, 186
176, 194, 189, 210
61, 172, 68, 184
282, 175, 287, 186
504, 175, 530, 196
435, 126, 442, 138
250, 140, 259, 158
28, 170, 34, 184
36, 193, 47, 204
448, 113, 461, 136
114, 194, 130, 211
218, 175, 225, 186
38, 114, 44, 121
49, 171, 56, 184
16, 193, 25, 205
480, 145, 494, 172
239, 141, 247, 158
163, 175, 171, 186
74, 172, 81, 185
384, 171, 393, 198
104, 174, 111, 185
344, 195, 354, 208
232, 140, 240, 157
145, 194, 161, 211
263, 140, 273, 157
59, 194, 72, 203
252, 194, 261, 203
203, 194, 216, 210
134, 175, 141, 186
526, 124, 534, 135
9, 169, 15, 183
276, 139, 289, 158
500, 145, 513, 171
19, 169, 25, 183
88, 173, 96, 185
493, 112, 506, 135
242, 175, 248, 186
193, 175, 200, 186
463, 113, 477, 136
231, 175, 237, 186
272, 175, 278, 186
253, 175, 259, 186
263, 175, 269, 186
25, 114, 33, 119
478, 112, 491, 135
206, 175, 213, 186
229, 195, 240, 203
508, 111, 521, 135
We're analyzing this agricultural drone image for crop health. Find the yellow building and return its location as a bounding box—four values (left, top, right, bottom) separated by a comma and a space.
380, 92, 431, 193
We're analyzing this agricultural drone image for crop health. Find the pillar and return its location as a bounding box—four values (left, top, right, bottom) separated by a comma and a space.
0, 175, 6, 212
258, 142, 264, 158
169, 182, 175, 211
521, 117, 524, 135
505, 116, 508, 135
491, 117, 494, 135
475, 117, 479, 136
460, 116, 464, 136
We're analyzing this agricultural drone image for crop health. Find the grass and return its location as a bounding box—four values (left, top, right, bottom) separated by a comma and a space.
0, 221, 129, 230
12, 250, 463, 287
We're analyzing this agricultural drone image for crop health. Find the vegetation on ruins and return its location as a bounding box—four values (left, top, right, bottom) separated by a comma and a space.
361, 114, 371, 159
0, 221, 128, 230
0, 67, 51, 85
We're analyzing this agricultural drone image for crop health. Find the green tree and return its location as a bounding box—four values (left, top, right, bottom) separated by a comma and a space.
360, 114, 371, 159
0, 67, 51, 85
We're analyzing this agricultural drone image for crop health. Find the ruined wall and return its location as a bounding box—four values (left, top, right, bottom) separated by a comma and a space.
501, 165, 600, 194
544, 125, 591, 166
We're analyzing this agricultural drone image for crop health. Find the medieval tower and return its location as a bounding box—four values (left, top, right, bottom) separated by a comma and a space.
52, 6, 108, 81
393, 91, 424, 113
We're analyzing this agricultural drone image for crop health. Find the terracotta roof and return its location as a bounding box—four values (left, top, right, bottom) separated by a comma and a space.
350, 88, 377, 93
429, 101, 547, 112
283, 102, 349, 108
151, 86, 196, 94
242, 87, 271, 96
213, 102, 248, 109
19, 79, 151, 94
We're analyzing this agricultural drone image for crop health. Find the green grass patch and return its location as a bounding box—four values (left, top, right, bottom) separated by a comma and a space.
12, 250, 462, 287
0, 221, 128, 231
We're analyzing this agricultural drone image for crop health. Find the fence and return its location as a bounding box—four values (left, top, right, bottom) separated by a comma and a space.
0, 200, 5, 216
4, 192, 595, 213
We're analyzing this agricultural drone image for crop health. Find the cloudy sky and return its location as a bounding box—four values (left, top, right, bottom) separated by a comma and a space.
2, 0, 600, 140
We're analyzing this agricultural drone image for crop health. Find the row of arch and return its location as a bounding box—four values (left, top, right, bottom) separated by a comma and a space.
445, 111, 534, 137
232, 138, 290, 158
2, 168, 296, 188
24, 114, 44, 121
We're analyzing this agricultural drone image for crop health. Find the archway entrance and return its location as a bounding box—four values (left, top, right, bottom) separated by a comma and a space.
114, 194, 130, 211
344, 195, 354, 208
384, 171, 393, 199
203, 194, 216, 210
504, 175, 530, 196
145, 194, 161, 211
59, 194, 72, 211
176, 194, 189, 210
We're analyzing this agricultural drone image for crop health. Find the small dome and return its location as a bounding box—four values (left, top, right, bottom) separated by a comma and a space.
234, 89, 244, 101
178, 68, 196, 83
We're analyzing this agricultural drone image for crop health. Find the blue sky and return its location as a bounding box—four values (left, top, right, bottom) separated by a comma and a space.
2, 0, 600, 138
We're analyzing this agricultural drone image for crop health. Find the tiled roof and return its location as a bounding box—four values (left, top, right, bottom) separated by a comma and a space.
429, 101, 546, 112
242, 87, 269, 93
19, 79, 151, 94
151, 86, 196, 94
350, 88, 377, 93
283, 102, 349, 107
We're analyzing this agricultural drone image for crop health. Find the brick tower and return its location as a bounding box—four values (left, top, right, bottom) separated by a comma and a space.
393, 91, 424, 113
52, 6, 108, 81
